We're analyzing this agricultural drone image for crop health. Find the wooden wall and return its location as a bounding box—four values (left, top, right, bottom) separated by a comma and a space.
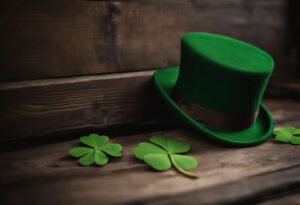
0, 0, 298, 141
0, 0, 294, 81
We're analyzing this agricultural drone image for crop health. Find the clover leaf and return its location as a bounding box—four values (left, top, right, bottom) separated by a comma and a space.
70, 134, 122, 166
133, 136, 198, 178
274, 126, 300, 145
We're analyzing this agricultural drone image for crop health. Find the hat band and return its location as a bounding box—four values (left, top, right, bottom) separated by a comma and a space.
172, 88, 259, 131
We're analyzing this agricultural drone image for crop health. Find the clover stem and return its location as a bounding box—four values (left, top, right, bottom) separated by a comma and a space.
169, 153, 199, 179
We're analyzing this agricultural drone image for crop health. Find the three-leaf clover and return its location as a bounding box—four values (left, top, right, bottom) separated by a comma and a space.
133, 136, 198, 178
70, 134, 122, 166
274, 126, 300, 145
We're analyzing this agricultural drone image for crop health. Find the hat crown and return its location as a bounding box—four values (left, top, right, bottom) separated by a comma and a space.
176, 32, 274, 115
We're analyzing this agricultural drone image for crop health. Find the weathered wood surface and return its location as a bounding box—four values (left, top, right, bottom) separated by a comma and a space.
146, 165, 300, 205
266, 80, 300, 100
0, 133, 299, 205
0, 99, 300, 205
0, 67, 299, 142
0, 70, 155, 141
0, 0, 291, 81
258, 191, 300, 205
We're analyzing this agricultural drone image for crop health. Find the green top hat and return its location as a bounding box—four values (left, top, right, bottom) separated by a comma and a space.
153, 32, 274, 146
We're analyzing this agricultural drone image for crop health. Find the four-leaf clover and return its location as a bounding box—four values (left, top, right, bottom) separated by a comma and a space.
133, 136, 198, 178
274, 126, 300, 145
70, 134, 122, 166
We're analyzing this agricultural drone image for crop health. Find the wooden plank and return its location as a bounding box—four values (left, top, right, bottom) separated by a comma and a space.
258, 191, 300, 205
266, 80, 300, 100
288, 0, 300, 75
0, 68, 300, 142
0, 0, 290, 81
0, 117, 300, 204
0, 70, 156, 141
143, 165, 300, 205
263, 99, 300, 129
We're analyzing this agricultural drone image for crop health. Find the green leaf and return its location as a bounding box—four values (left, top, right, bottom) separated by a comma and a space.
167, 138, 190, 153
274, 127, 295, 136
144, 153, 171, 171
274, 126, 300, 145
101, 144, 123, 157
171, 154, 198, 170
293, 129, 300, 136
70, 133, 123, 166
275, 133, 291, 143
150, 135, 190, 154
290, 136, 300, 145
133, 142, 167, 160
79, 150, 94, 166
80, 134, 109, 148
70, 147, 92, 157
150, 136, 169, 150
133, 136, 198, 178
94, 150, 108, 165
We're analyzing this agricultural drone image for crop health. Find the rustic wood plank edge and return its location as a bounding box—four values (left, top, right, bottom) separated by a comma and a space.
266, 81, 300, 100
130, 165, 300, 205
258, 188, 300, 204
0, 70, 155, 90
0, 67, 300, 142
0, 70, 157, 141
0, 121, 178, 153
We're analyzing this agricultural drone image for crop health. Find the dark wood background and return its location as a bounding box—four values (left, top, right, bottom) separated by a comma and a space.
1, 1, 300, 204
0, 0, 298, 81
0, 0, 299, 141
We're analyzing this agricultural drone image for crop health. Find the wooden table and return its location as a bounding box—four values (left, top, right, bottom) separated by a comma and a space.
0, 99, 299, 205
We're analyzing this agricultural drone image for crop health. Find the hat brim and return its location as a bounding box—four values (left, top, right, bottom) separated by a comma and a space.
153, 67, 274, 146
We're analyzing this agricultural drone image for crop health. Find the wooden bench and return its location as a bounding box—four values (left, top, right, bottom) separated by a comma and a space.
0, 0, 300, 204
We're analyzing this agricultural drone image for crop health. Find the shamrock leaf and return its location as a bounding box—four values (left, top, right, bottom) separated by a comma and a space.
274, 126, 300, 145
70, 134, 122, 166
133, 136, 198, 178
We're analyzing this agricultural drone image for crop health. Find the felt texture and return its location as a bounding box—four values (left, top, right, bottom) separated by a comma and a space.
133, 136, 198, 177
177, 32, 274, 115
153, 66, 274, 146
70, 134, 123, 166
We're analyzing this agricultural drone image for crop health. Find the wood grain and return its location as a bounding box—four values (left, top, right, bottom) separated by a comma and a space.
0, 68, 300, 142
0, 120, 300, 204
0, 70, 155, 141
0, 0, 291, 81
0, 64, 299, 142
145, 165, 300, 205
258, 191, 300, 205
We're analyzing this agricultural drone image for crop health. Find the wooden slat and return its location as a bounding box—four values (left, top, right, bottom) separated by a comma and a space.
0, 70, 155, 141
258, 191, 300, 205
144, 165, 300, 205
0, 112, 300, 205
0, 68, 300, 142
0, 0, 291, 81
266, 80, 300, 100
